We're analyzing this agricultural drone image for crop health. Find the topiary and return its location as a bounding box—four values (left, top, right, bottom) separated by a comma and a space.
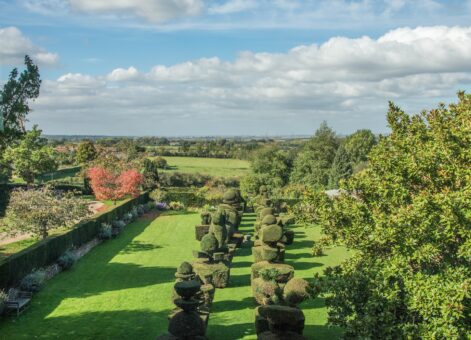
200, 233, 218, 254
177, 261, 193, 275
283, 278, 312, 307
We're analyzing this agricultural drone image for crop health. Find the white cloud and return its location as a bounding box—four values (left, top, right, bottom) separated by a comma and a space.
28, 26, 471, 135
69, 0, 204, 23
107, 67, 140, 82
209, 0, 258, 14
0, 26, 59, 66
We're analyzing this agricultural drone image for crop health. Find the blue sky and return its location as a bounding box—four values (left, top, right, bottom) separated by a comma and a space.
1, 0, 471, 136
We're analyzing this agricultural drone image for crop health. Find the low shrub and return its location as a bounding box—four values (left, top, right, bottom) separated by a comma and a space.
137, 204, 144, 216
146, 201, 156, 211
99, 223, 112, 240
57, 250, 76, 270
311, 242, 324, 257
155, 202, 168, 210
20, 270, 46, 293
169, 201, 185, 211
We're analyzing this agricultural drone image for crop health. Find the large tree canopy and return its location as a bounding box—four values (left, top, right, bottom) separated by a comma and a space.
298, 92, 470, 338
0, 55, 41, 151
290, 121, 339, 189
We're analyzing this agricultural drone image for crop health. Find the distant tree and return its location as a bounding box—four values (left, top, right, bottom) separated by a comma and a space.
87, 167, 143, 204
154, 157, 168, 169
76, 140, 97, 164
299, 92, 471, 338
0, 55, 41, 151
142, 158, 159, 190
251, 144, 293, 188
328, 144, 352, 188
4, 186, 90, 239
4, 126, 57, 184
290, 122, 339, 189
343, 129, 376, 164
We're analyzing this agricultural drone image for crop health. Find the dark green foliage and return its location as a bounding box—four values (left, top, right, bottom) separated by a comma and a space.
177, 262, 193, 275
343, 129, 376, 164
57, 250, 76, 270
154, 157, 168, 169
0, 55, 41, 151
290, 121, 339, 189
299, 93, 471, 338
142, 158, 159, 190
328, 144, 352, 188
0, 192, 149, 289
20, 269, 46, 293
200, 233, 218, 253
283, 278, 312, 307
76, 140, 97, 164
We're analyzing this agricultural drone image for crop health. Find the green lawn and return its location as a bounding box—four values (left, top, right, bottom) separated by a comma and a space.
0, 212, 349, 339
157, 156, 250, 177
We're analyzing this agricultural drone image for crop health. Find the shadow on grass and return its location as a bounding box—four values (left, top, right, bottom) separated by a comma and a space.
211, 296, 256, 312
208, 321, 256, 339
285, 252, 312, 260
119, 240, 163, 254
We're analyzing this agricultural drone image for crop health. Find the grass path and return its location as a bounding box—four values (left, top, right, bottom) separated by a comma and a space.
0, 211, 349, 339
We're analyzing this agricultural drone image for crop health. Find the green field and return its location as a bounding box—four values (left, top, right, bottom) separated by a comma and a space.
158, 156, 250, 177
0, 211, 349, 339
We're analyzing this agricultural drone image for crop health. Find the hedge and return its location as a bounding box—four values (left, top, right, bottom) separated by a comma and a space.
0, 192, 149, 289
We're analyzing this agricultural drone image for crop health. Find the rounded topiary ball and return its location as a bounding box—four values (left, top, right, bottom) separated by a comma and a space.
260, 207, 275, 220
262, 214, 277, 226
177, 261, 193, 275
223, 189, 238, 204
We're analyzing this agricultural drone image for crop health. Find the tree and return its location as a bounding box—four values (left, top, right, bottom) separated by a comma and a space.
87, 167, 143, 204
290, 122, 339, 188
154, 156, 168, 169
343, 129, 376, 165
76, 140, 97, 164
328, 144, 352, 188
251, 144, 293, 188
299, 93, 471, 338
142, 158, 159, 190
0, 55, 41, 151
4, 186, 90, 239
4, 126, 57, 184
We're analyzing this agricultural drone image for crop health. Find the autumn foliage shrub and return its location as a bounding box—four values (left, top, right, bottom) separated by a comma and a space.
87, 167, 143, 203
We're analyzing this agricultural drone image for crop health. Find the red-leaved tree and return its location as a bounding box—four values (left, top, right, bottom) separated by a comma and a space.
87, 167, 143, 204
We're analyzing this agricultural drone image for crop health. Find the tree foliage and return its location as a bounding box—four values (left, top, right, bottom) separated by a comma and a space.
4, 126, 57, 184
343, 129, 376, 165
142, 158, 159, 190
76, 140, 97, 164
290, 122, 339, 189
4, 186, 90, 239
328, 144, 352, 188
298, 93, 471, 338
87, 167, 143, 203
0, 55, 41, 151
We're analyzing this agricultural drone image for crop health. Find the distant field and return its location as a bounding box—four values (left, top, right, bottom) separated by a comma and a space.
157, 156, 250, 177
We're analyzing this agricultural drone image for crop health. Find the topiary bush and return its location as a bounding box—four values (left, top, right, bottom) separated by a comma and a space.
57, 250, 76, 270
311, 241, 324, 257
20, 270, 46, 293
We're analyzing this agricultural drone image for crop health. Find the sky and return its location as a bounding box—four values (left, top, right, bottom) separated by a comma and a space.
1, 0, 471, 136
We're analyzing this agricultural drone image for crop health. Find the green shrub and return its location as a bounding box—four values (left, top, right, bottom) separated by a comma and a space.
99, 223, 112, 240
168, 201, 185, 211
57, 250, 76, 270
311, 242, 324, 256
0, 290, 7, 315
20, 270, 46, 292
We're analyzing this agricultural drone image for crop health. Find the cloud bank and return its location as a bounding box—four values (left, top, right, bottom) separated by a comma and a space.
0, 26, 59, 66
23, 26, 471, 135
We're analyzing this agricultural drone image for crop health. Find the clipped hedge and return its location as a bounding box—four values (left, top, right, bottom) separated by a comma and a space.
0, 192, 149, 289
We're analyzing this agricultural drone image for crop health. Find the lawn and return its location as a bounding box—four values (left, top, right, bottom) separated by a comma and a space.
157, 156, 250, 177
0, 212, 350, 339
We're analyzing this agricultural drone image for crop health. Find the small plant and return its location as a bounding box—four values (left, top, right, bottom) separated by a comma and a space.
20, 269, 46, 293
57, 250, 76, 270
99, 222, 112, 240
123, 212, 133, 223
137, 204, 144, 216
142, 203, 150, 213
146, 201, 156, 211
155, 202, 169, 211
169, 201, 185, 211
130, 206, 139, 219
311, 241, 324, 256
317, 235, 332, 247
